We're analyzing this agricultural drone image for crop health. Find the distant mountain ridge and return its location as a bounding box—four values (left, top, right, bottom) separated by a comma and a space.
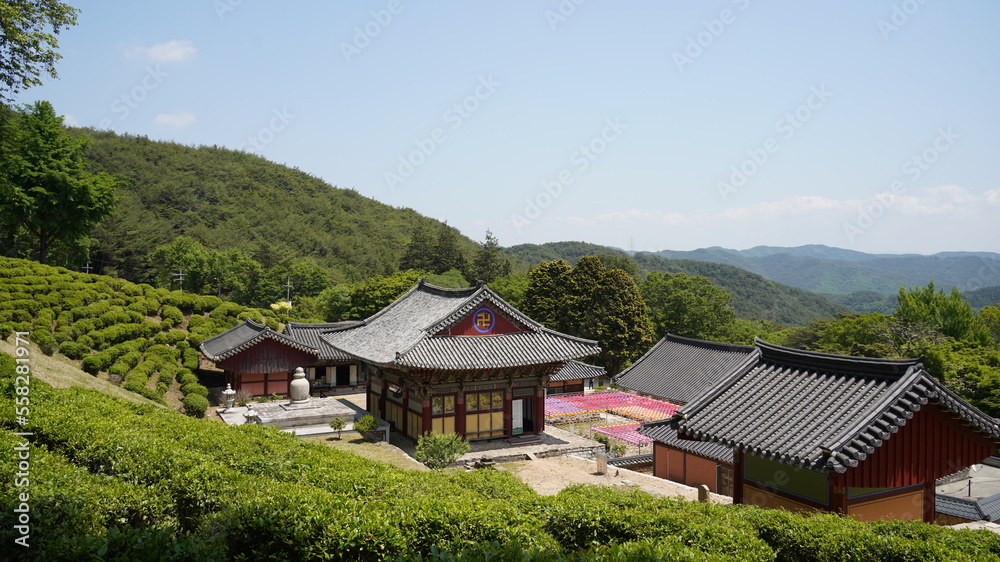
652, 245, 1000, 295
506, 242, 847, 325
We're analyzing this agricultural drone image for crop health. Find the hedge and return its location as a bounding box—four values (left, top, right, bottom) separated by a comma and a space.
7, 376, 1000, 560
59, 341, 91, 360
181, 383, 209, 398
182, 393, 209, 418
182, 347, 200, 370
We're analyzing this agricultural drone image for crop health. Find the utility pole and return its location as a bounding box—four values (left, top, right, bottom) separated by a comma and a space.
82, 263, 93, 275
173, 269, 185, 292
284, 276, 293, 305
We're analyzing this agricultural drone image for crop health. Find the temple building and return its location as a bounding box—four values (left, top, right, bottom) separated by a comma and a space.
546, 360, 606, 395
619, 334, 756, 495
669, 339, 1000, 523
200, 280, 601, 440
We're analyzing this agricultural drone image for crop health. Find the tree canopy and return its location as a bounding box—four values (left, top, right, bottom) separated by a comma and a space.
524, 257, 652, 374
0, 100, 123, 264
465, 229, 512, 284
896, 281, 983, 343
641, 271, 735, 341
0, 0, 79, 103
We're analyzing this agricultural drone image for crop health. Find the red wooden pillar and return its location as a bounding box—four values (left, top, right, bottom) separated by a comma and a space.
829, 480, 847, 515
732, 451, 745, 504
422, 399, 432, 436
503, 391, 513, 437
923, 481, 935, 523
378, 390, 386, 420
456, 393, 466, 437
534, 387, 545, 435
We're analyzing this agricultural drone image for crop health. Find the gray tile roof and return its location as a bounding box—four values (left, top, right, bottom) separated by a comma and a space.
673, 339, 1000, 474
199, 319, 318, 362
549, 360, 606, 382
284, 321, 360, 361
936, 493, 1000, 522
320, 280, 600, 369
639, 419, 734, 464
614, 334, 758, 404
608, 453, 653, 468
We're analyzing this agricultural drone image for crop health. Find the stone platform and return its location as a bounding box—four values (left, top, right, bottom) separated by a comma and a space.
217, 397, 356, 429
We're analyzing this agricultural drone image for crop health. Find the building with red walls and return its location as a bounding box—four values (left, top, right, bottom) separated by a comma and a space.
672, 340, 1000, 522
200, 280, 601, 440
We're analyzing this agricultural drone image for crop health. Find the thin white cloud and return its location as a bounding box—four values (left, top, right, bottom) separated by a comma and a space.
549, 186, 997, 227
61, 114, 79, 126
125, 40, 196, 63
154, 111, 196, 129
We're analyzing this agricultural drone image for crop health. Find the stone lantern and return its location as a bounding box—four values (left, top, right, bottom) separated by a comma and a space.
222, 383, 236, 412
289, 367, 310, 404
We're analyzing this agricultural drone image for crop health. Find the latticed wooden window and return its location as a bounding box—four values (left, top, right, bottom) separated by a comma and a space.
432, 395, 455, 416
466, 391, 503, 412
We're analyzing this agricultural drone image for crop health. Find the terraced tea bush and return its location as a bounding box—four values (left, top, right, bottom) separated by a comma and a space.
58, 341, 90, 360
160, 305, 184, 328
182, 393, 209, 417
181, 383, 209, 398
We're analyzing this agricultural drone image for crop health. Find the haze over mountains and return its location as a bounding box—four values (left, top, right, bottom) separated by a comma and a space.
652, 245, 1000, 295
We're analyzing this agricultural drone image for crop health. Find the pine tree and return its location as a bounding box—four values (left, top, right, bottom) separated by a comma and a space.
399, 224, 436, 272
465, 229, 512, 284
430, 222, 467, 274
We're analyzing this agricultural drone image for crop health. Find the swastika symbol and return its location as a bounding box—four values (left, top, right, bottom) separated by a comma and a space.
473, 308, 494, 333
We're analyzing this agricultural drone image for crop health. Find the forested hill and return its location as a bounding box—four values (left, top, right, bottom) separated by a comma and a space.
78, 129, 478, 282
967, 285, 1000, 310
654, 245, 1000, 295
506, 242, 848, 325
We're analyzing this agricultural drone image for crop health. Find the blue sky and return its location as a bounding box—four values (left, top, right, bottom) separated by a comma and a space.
17, 0, 1000, 254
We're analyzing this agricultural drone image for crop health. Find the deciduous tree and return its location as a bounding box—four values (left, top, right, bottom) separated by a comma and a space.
525, 257, 653, 374
0, 101, 123, 263
0, 0, 79, 102
896, 282, 983, 342
641, 272, 736, 341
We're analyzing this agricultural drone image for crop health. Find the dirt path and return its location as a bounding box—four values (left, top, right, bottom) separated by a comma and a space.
505, 455, 731, 503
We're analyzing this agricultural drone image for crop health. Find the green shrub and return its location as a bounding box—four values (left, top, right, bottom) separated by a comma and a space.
59, 341, 90, 360
210, 302, 244, 319
186, 314, 206, 329
414, 432, 471, 470
194, 295, 223, 314
182, 393, 209, 417
153, 329, 187, 346
353, 415, 379, 433
182, 347, 200, 370
181, 383, 209, 398
160, 305, 184, 328
178, 370, 198, 385
81, 352, 112, 375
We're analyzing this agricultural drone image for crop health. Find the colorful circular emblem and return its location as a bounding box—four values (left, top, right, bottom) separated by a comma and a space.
473, 307, 495, 333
